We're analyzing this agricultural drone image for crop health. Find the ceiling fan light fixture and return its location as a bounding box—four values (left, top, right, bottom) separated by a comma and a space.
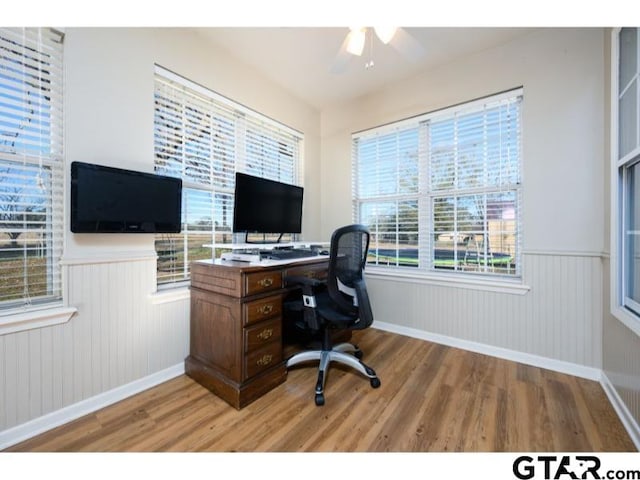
374, 27, 397, 44
346, 28, 366, 56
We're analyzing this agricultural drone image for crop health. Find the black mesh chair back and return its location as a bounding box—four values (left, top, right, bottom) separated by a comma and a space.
327, 224, 373, 329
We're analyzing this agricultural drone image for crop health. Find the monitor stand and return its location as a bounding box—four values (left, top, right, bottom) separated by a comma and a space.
243, 232, 292, 244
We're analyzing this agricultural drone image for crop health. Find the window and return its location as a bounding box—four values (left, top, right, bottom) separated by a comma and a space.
616, 28, 640, 318
353, 89, 522, 278
153, 66, 303, 287
0, 27, 64, 311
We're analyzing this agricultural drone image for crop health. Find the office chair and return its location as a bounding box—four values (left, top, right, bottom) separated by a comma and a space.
284, 224, 381, 406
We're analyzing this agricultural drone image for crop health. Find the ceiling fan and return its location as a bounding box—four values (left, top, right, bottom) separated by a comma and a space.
330, 27, 426, 74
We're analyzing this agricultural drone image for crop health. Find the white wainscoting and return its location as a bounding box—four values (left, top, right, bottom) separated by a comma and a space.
0, 363, 184, 450
366, 251, 604, 370
0, 253, 190, 436
3, 249, 634, 450
601, 256, 640, 449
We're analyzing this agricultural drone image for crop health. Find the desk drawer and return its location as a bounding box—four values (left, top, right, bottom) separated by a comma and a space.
284, 262, 328, 281
244, 342, 282, 380
245, 270, 282, 296
244, 294, 282, 325
244, 318, 282, 352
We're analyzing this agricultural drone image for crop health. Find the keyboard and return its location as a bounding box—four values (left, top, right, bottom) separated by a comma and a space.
265, 248, 317, 260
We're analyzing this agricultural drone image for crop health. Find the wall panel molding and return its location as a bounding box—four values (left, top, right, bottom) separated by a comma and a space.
522, 249, 606, 258
60, 250, 157, 266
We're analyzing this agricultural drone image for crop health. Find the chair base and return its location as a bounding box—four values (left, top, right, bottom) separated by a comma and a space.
286, 342, 381, 406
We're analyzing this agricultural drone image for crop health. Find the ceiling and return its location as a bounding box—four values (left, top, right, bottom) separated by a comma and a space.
195, 27, 535, 110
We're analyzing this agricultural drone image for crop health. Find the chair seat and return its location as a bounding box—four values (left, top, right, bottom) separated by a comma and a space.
285, 291, 357, 328
314, 290, 358, 327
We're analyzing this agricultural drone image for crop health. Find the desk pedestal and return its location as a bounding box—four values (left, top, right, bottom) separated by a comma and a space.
186, 257, 329, 409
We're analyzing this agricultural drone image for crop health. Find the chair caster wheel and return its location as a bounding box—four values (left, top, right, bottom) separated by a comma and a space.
370, 377, 381, 388
354, 349, 363, 359
315, 393, 325, 406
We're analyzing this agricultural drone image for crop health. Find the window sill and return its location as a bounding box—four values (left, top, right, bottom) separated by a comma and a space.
365, 267, 530, 295
149, 286, 190, 305
611, 305, 640, 338
0, 305, 78, 336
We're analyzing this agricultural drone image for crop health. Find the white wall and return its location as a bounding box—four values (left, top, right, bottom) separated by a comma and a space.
0, 27, 321, 436
320, 28, 607, 370
65, 27, 322, 258
321, 28, 604, 253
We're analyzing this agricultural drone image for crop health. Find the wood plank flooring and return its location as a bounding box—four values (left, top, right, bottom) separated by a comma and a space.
5, 329, 636, 452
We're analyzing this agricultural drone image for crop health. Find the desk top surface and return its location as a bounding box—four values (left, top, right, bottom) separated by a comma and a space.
195, 255, 329, 270
203, 241, 329, 250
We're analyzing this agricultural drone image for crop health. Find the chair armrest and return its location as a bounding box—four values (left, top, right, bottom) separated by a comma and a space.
353, 277, 373, 329
284, 275, 326, 331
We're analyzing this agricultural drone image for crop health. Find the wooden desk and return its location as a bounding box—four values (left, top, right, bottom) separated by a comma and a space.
185, 256, 329, 409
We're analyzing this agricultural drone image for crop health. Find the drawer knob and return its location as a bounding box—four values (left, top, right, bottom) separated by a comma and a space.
256, 354, 273, 366
257, 304, 274, 316
258, 277, 274, 288
257, 328, 273, 340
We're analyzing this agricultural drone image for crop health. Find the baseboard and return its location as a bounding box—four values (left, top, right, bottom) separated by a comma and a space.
372, 321, 601, 381
600, 372, 640, 450
371, 322, 640, 450
0, 363, 185, 450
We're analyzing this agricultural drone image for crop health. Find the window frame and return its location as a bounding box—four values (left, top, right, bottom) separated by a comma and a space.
611, 27, 640, 337
352, 88, 524, 290
0, 27, 66, 315
153, 65, 304, 290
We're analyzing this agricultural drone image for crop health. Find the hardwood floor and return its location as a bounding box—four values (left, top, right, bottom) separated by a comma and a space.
6, 329, 636, 452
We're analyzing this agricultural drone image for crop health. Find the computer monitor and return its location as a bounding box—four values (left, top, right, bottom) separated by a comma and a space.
232, 172, 303, 240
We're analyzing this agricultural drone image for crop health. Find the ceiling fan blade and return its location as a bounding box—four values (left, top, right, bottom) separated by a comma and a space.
389, 28, 426, 63
329, 31, 353, 74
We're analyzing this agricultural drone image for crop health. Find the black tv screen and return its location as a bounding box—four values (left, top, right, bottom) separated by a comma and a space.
71, 161, 182, 233
233, 172, 303, 234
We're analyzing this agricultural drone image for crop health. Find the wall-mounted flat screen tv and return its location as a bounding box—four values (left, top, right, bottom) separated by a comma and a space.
232, 172, 303, 236
70, 161, 182, 233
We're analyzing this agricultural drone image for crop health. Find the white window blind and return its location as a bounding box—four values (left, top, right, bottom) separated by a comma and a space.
353, 89, 522, 278
0, 27, 64, 310
154, 67, 303, 287
245, 114, 299, 183
352, 127, 420, 267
